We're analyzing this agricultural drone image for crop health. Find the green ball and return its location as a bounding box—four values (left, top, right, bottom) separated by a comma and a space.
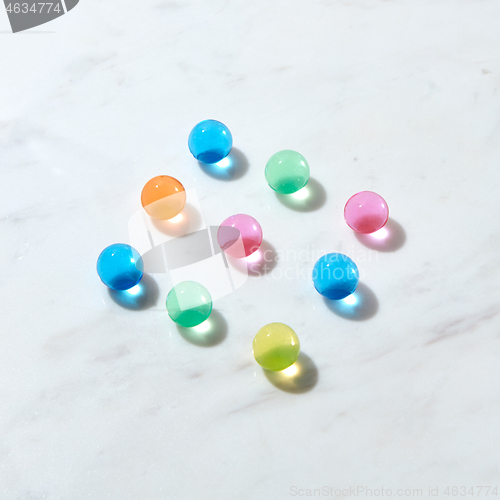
166, 281, 213, 327
265, 150, 310, 194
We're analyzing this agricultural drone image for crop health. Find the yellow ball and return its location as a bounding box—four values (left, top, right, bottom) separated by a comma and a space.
252, 322, 300, 371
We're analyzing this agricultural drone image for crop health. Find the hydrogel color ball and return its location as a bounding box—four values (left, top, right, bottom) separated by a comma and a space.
265, 150, 310, 194
188, 119, 233, 164
166, 281, 213, 328
217, 214, 263, 258
313, 253, 359, 300
344, 191, 389, 234
141, 175, 186, 220
97, 243, 144, 291
253, 322, 300, 372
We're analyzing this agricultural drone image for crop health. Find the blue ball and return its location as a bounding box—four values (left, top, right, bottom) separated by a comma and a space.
188, 119, 233, 164
97, 244, 144, 291
313, 253, 359, 300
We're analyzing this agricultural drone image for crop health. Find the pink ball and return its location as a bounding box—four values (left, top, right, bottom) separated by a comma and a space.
217, 214, 263, 258
344, 191, 389, 234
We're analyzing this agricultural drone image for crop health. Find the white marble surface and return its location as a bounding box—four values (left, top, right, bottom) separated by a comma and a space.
2, 1, 500, 498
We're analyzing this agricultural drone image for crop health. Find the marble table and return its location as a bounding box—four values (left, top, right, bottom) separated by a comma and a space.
2, 0, 500, 498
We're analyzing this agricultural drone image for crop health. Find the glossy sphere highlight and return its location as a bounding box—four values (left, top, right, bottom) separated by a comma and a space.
253, 322, 300, 372
97, 244, 144, 291
265, 150, 310, 194
313, 253, 359, 300
217, 214, 263, 258
344, 191, 389, 234
188, 119, 233, 164
141, 176, 186, 221
166, 281, 213, 328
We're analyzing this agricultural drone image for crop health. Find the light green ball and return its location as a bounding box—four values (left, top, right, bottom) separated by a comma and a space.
166, 281, 212, 328
265, 150, 310, 194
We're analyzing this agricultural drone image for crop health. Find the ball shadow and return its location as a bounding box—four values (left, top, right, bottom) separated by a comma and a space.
198, 147, 249, 181
275, 178, 327, 212
226, 240, 278, 277
322, 282, 378, 321
150, 203, 203, 237
176, 310, 227, 347
354, 218, 406, 252
264, 352, 318, 394
108, 274, 159, 310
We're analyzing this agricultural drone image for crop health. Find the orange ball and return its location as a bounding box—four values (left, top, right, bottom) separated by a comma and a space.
141, 176, 186, 220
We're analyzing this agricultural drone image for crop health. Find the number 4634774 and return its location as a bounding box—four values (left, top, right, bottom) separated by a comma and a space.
444, 486, 499, 496
6, 3, 62, 14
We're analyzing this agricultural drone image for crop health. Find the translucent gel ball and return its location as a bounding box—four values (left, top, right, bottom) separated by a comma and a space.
97, 244, 144, 291
166, 281, 213, 328
265, 150, 310, 194
141, 175, 186, 220
344, 191, 389, 234
253, 322, 300, 372
312, 253, 359, 300
217, 214, 263, 258
188, 119, 233, 164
